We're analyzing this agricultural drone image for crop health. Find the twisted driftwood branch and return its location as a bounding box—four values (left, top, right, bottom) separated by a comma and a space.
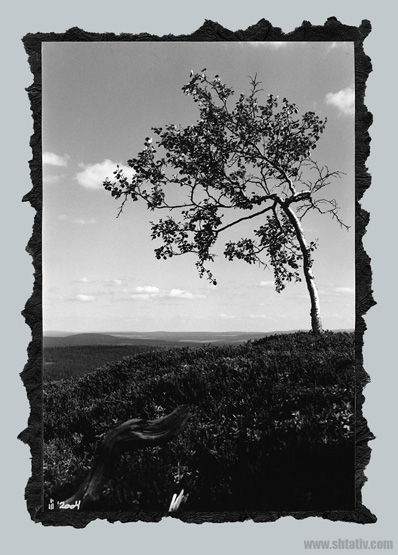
62, 405, 190, 508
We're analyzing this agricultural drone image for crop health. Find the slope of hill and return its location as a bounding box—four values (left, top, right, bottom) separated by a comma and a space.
44, 331, 357, 514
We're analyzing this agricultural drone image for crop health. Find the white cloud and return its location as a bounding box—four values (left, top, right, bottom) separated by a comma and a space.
130, 285, 160, 301
249, 314, 270, 319
325, 86, 354, 116
78, 277, 90, 283
43, 152, 68, 187
326, 42, 350, 52
76, 159, 136, 190
128, 286, 206, 301
334, 286, 354, 294
266, 42, 287, 50
168, 289, 206, 299
259, 280, 274, 287
43, 152, 69, 167
248, 41, 287, 50
220, 313, 236, 319
59, 215, 97, 225
75, 294, 96, 302
75, 217, 97, 225
135, 286, 160, 294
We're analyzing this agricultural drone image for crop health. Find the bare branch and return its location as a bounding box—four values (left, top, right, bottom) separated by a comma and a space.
116, 195, 129, 218
61, 406, 190, 508
216, 201, 277, 234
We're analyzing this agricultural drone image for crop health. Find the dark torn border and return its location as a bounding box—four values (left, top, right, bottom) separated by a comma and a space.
19, 17, 375, 527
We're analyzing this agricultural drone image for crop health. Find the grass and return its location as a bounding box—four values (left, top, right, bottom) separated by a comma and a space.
43, 331, 355, 513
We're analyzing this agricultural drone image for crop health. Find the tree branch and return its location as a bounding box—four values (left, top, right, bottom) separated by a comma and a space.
216, 201, 277, 234
61, 405, 190, 509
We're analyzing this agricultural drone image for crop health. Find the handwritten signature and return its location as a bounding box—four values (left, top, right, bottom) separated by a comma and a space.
48, 498, 81, 510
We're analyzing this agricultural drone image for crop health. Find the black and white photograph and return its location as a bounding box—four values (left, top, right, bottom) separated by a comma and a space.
35, 31, 366, 522
5, 0, 398, 551
16, 16, 380, 531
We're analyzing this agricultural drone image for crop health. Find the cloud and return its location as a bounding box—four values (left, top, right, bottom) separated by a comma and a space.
43, 152, 69, 187
130, 285, 160, 301
76, 159, 136, 190
104, 279, 123, 287
128, 286, 206, 301
326, 42, 351, 52
59, 214, 98, 225
43, 152, 69, 167
265, 42, 287, 50
75, 294, 96, 302
135, 286, 160, 294
248, 41, 287, 50
168, 289, 206, 300
78, 277, 90, 283
220, 313, 236, 320
325, 86, 354, 116
334, 286, 354, 294
259, 280, 274, 287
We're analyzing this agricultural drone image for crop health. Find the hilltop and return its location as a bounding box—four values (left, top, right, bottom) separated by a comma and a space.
44, 331, 356, 513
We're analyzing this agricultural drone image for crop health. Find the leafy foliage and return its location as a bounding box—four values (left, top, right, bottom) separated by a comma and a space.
44, 332, 355, 512
103, 71, 346, 291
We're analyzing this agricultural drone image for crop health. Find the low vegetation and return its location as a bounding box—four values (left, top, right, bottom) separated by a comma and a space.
44, 331, 355, 513
43, 344, 163, 382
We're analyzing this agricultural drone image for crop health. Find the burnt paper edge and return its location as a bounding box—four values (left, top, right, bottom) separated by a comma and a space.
19, 17, 376, 527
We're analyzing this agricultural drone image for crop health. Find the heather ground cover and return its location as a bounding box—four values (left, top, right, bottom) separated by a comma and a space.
43, 331, 355, 513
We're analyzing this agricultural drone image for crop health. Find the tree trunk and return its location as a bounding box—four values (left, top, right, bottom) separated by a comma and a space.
281, 203, 323, 334
61, 405, 190, 509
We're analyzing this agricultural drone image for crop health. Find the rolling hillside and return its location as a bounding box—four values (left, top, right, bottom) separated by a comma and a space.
43, 330, 296, 348
43, 331, 356, 513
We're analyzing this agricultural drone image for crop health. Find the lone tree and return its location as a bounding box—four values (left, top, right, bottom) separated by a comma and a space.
103, 71, 348, 334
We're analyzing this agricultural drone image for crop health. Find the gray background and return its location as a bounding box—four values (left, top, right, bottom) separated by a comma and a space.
1, 1, 396, 553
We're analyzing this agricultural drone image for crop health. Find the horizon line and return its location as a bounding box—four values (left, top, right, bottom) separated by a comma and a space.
43, 328, 354, 335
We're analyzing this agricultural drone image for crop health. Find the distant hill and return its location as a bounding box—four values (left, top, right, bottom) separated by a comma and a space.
43, 329, 353, 348
43, 330, 281, 348
44, 330, 74, 338
44, 333, 179, 348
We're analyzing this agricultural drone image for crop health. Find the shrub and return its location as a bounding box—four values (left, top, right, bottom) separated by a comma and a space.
44, 332, 355, 512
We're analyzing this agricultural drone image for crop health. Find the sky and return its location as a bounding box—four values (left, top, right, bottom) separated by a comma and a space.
42, 41, 355, 333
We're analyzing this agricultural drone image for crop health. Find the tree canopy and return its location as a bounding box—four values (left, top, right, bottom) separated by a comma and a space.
103, 71, 348, 332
